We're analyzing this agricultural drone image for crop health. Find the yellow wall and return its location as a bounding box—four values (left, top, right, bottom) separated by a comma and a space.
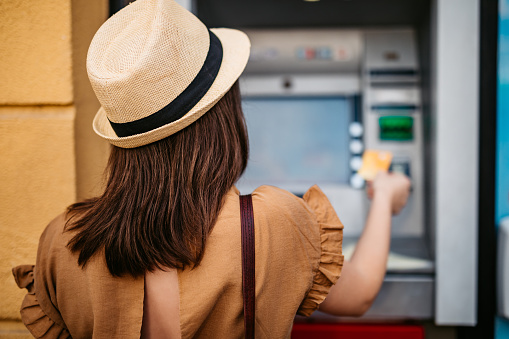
72, 0, 111, 201
0, 0, 108, 336
0, 0, 73, 105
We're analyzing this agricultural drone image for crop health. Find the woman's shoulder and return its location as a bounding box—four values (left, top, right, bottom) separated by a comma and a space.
245, 185, 343, 262
244, 185, 345, 317
250, 185, 310, 215
42, 212, 67, 235
249, 184, 343, 229
37, 212, 74, 255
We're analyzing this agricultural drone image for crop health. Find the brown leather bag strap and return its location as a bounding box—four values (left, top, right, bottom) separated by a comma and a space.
240, 194, 255, 339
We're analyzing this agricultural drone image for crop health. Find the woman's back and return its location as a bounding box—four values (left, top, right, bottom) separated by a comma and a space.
17, 185, 342, 338
142, 269, 181, 339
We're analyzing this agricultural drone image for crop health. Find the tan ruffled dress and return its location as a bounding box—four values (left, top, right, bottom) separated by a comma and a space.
13, 185, 344, 338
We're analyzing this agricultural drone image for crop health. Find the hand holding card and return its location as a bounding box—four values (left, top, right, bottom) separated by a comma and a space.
357, 149, 393, 181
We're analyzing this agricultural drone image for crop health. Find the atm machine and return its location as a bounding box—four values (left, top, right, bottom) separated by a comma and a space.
194, 0, 480, 334
237, 28, 432, 320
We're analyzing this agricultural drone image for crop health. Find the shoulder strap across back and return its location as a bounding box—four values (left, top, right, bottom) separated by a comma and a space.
239, 194, 255, 339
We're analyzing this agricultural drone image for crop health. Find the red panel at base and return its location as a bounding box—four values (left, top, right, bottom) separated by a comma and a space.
292, 323, 424, 339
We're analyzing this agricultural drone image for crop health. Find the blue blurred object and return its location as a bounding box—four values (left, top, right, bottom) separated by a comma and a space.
496, 0, 509, 337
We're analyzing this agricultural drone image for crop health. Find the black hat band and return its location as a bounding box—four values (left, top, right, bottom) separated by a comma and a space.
108, 30, 223, 138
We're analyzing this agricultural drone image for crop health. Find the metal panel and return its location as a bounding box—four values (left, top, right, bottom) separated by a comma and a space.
240, 74, 360, 97
498, 218, 509, 319
242, 29, 362, 74
433, 0, 479, 326
362, 30, 425, 238
175, 0, 192, 10
300, 275, 434, 321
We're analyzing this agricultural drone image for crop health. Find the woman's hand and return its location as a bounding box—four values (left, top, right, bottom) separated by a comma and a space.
319, 171, 411, 317
367, 171, 411, 215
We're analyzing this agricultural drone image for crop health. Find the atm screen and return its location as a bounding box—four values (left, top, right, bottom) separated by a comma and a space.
238, 97, 352, 191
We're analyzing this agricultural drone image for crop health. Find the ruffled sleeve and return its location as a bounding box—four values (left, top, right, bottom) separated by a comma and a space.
297, 185, 344, 316
12, 265, 70, 339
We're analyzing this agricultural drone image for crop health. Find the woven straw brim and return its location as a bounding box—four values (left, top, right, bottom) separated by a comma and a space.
93, 28, 250, 148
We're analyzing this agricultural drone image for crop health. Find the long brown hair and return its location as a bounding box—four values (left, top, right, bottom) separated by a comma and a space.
66, 82, 248, 277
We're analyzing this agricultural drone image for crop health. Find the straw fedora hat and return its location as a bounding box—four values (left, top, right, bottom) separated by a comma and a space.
87, 0, 250, 148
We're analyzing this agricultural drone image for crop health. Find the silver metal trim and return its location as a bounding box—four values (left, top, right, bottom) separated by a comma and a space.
497, 217, 509, 318
297, 275, 434, 321
433, 0, 479, 326
239, 74, 360, 97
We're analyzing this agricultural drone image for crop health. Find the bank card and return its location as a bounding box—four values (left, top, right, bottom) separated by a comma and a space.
357, 149, 393, 181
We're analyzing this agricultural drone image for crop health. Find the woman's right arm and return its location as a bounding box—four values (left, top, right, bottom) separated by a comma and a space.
318, 171, 411, 316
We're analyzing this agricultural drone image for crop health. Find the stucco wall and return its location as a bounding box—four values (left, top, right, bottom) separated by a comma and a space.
0, 106, 76, 320
0, 0, 73, 105
72, 0, 110, 201
0, 0, 108, 336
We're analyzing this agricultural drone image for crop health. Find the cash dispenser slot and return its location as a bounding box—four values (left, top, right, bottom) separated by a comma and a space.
371, 104, 419, 111
390, 159, 412, 178
369, 69, 418, 77
368, 69, 419, 85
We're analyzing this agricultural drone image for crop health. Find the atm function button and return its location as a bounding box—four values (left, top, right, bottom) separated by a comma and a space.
390, 161, 411, 177
264, 48, 278, 60
349, 122, 363, 137
295, 47, 316, 60
350, 173, 365, 189
305, 48, 316, 60
316, 47, 332, 60
334, 48, 349, 61
295, 48, 306, 60
350, 156, 363, 171
349, 140, 364, 154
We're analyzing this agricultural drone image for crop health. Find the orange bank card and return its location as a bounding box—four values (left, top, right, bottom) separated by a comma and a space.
357, 150, 393, 181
